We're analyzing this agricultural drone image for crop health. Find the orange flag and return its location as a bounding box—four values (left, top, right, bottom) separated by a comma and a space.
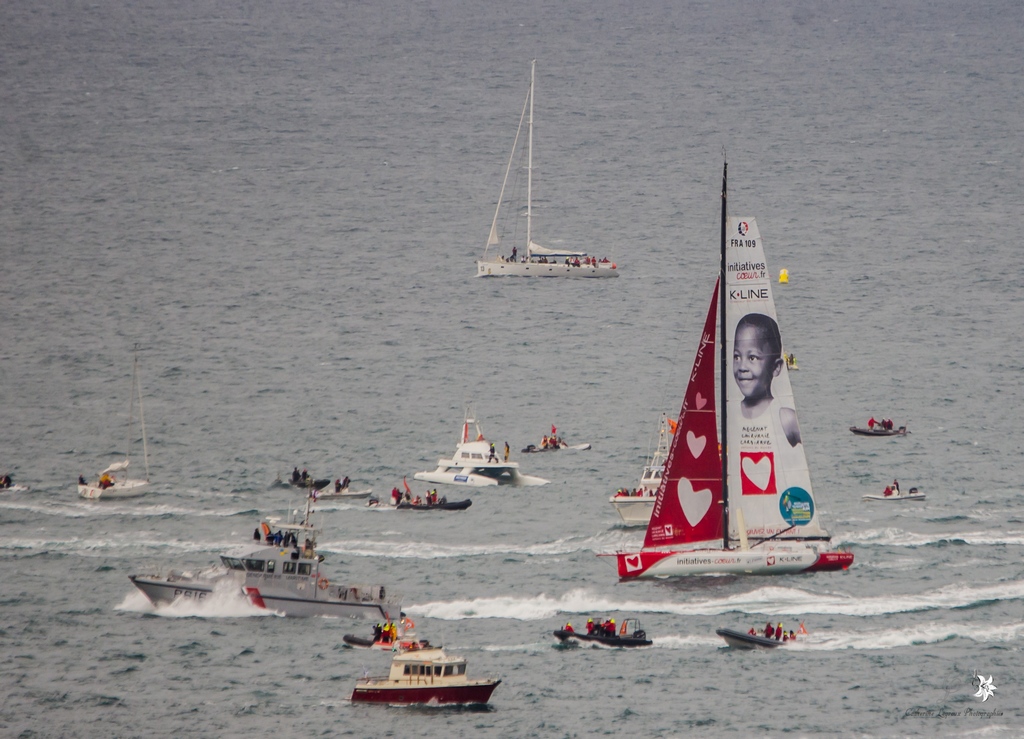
667, 418, 678, 434
798, 621, 808, 635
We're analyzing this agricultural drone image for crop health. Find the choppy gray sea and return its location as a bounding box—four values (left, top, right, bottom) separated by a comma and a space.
2, 1, 1022, 736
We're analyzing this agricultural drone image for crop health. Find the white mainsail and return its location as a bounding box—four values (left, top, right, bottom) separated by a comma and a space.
724, 217, 828, 541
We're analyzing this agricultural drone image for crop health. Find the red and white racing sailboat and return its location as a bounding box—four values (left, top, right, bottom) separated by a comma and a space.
606, 164, 853, 578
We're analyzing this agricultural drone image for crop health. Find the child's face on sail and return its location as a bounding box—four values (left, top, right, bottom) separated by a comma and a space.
733, 325, 781, 404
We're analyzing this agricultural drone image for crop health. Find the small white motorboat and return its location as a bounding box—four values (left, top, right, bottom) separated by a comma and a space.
414, 412, 549, 488
863, 486, 926, 502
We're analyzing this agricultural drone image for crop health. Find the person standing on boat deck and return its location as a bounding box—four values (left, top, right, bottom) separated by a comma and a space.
504, 442, 510, 462
488, 442, 497, 462
776, 623, 784, 641
765, 622, 775, 639
586, 619, 595, 634
253, 528, 261, 541
564, 622, 574, 633
292, 467, 300, 483
78, 475, 87, 486
892, 479, 900, 495
334, 479, 342, 493
868, 417, 876, 429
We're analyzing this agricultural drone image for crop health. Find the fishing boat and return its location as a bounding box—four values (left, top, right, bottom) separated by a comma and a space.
554, 618, 651, 648
129, 493, 400, 618
79, 350, 151, 500
863, 486, 925, 502
605, 164, 854, 578
414, 412, 549, 487
849, 425, 907, 436
609, 415, 671, 526
350, 647, 501, 705
716, 627, 786, 650
475, 60, 618, 279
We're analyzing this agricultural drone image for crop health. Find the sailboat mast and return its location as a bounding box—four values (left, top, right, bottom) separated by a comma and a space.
526, 59, 535, 258
719, 161, 729, 550
135, 350, 150, 480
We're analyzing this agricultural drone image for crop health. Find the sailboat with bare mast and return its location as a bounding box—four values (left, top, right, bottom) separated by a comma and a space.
476, 60, 618, 278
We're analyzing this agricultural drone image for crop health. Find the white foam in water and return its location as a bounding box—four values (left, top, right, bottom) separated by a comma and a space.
843, 527, 1024, 547
411, 581, 1024, 620
114, 581, 278, 618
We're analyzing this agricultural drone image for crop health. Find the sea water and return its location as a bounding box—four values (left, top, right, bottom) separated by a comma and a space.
1, 0, 1022, 736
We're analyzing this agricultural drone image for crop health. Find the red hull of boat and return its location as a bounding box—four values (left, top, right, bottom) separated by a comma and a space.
351, 681, 500, 705
806, 550, 854, 571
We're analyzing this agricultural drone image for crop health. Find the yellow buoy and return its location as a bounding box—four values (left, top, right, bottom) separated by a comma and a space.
779, 268, 789, 284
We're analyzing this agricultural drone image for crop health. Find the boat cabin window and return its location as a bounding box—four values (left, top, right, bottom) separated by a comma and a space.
265, 560, 275, 574
297, 563, 312, 576
222, 557, 246, 571
244, 559, 265, 572
443, 665, 453, 676
434, 666, 443, 676
456, 664, 466, 675
282, 561, 296, 574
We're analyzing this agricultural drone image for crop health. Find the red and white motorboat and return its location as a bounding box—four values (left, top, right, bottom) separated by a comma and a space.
350, 647, 500, 705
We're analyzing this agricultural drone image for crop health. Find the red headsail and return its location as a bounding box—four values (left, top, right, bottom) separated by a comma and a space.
643, 280, 723, 549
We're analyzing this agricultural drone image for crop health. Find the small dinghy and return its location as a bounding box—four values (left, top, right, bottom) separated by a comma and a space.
716, 628, 785, 650
849, 425, 907, 437
397, 499, 471, 511
863, 487, 926, 502
554, 618, 651, 648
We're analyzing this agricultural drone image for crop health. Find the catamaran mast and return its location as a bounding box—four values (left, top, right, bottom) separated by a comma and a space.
526, 59, 535, 259
719, 161, 729, 550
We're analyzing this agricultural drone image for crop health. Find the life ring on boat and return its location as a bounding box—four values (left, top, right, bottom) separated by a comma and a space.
317, 577, 329, 590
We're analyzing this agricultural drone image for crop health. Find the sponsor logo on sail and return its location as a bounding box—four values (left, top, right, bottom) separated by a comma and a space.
779, 487, 814, 526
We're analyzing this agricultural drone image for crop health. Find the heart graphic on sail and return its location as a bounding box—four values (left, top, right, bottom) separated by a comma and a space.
742, 456, 773, 492
686, 431, 706, 459
677, 478, 712, 526
695, 392, 707, 410
624, 555, 642, 572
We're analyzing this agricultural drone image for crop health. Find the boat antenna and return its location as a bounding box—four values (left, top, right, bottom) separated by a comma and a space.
719, 160, 729, 551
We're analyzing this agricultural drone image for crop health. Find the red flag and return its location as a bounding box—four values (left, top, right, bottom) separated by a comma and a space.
551, 424, 557, 436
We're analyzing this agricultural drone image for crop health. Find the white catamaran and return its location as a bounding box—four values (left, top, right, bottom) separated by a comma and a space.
476, 60, 618, 278
79, 350, 151, 500
607, 164, 853, 577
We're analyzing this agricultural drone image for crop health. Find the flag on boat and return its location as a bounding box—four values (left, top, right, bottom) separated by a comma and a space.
551, 424, 557, 436
667, 418, 678, 434
403, 477, 412, 494
798, 622, 808, 635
